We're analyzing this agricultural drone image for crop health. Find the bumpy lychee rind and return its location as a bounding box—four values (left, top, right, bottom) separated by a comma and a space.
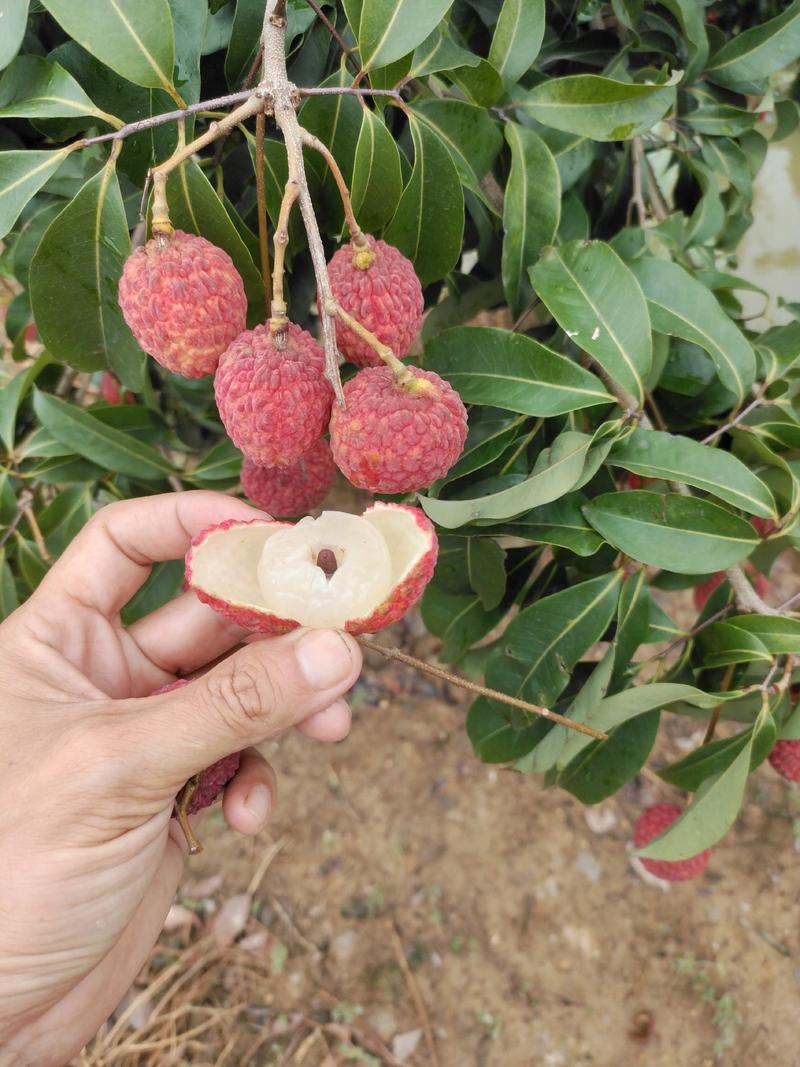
633, 803, 711, 882
150, 679, 243, 813
768, 738, 800, 782
118, 230, 247, 378
215, 321, 333, 467
241, 437, 336, 517
324, 236, 424, 368
330, 366, 467, 494
185, 504, 437, 635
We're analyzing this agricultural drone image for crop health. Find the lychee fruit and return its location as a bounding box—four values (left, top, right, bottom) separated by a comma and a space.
215, 321, 333, 468
100, 370, 134, 406
241, 437, 335, 517
118, 230, 247, 378
633, 803, 711, 882
768, 738, 800, 782
186, 502, 437, 635
329, 365, 467, 494
324, 235, 423, 368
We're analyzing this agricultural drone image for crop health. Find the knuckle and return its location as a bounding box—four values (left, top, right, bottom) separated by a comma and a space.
204, 659, 284, 735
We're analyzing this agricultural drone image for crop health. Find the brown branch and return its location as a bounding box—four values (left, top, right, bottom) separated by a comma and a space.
643, 150, 669, 221
300, 128, 366, 246
629, 137, 648, 227
79, 91, 257, 147
254, 109, 272, 313
325, 299, 410, 380
298, 86, 402, 98
270, 179, 300, 325
701, 389, 767, 445
357, 638, 609, 741
726, 563, 777, 616
0, 489, 34, 551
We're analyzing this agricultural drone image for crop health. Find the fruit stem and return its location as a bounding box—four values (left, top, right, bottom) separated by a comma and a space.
299, 129, 370, 256
357, 638, 609, 741
254, 108, 272, 313
270, 179, 300, 337
324, 299, 413, 382
173, 775, 204, 855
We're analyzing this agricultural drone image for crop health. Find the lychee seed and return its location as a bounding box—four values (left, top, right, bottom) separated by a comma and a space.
119, 230, 247, 378
633, 803, 711, 882
216, 321, 333, 468
768, 738, 800, 782
316, 547, 338, 577
329, 365, 467, 494
241, 436, 335, 517
323, 235, 424, 368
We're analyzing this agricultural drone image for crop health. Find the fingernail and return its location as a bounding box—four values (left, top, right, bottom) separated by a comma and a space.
295, 629, 353, 689
245, 783, 271, 827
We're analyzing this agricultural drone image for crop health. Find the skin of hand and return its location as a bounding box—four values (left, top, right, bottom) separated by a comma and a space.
0, 491, 362, 1067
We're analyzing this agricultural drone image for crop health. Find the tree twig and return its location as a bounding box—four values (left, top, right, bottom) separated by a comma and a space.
725, 563, 777, 616
629, 138, 648, 227
304, 0, 361, 73
701, 389, 767, 445
300, 129, 366, 246
254, 109, 272, 313
357, 638, 608, 740
270, 179, 300, 326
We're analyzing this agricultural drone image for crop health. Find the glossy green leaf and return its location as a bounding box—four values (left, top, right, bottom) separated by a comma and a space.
467, 696, 542, 764
727, 615, 800, 655
501, 123, 560, 317
531, 240, 651, 405
660, 713, 777, 792
38, 484, 93, 555
659, 0, 709, 82
421, 586, 505, 662
425, 326, 612, 417
559, 710, 660, 804
706, 0, 800, 95
384, 115, 464, 286
350, 106, 402, 233
0, 352, 52, 452
583, 491, 759, 574
699, 621, 773, 668
520, 75, 676, 141
0, 1, 29, 71
32, 391, 175, 480
489, 494, 604, 557
466, 538, 506, 611
610, 567, 651, 690
0, 149, 70, 239
630, 257, 755, 404
358, 0, 455, 71
0, 55, 118, 124
412, 98, 503, 198
41, 0, 177, 94
609, 429, 777, 519
224, 0, 262, 87
190, 438, 243, 482
0, 550, 19, 619
405, 24, 480, 80
488, 0, 545, 86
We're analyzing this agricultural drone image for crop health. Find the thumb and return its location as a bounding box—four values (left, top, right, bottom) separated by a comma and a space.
123, 628, 361, 788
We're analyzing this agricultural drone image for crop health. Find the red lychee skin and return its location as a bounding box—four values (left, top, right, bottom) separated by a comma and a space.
215, 321, 333, 467
100, 370, 134, 406
693, 563, 769, 611
185, 504, 437, 635
323, 236, 424, 368
330, 365, 468, 494
118, 230, 247, 378
768, 739, 800, 783
241, 437, 335, 517
633, 803, 711, 882
150, 679, 243, 812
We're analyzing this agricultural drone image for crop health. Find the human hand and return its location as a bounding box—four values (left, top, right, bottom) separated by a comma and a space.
0, 492, 362, 1067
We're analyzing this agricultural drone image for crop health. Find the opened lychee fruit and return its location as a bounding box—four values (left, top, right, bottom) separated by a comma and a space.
241, 437, 335, 517
633, 803, 711, 882
186, 503, 437, 635
329, 365, 467, 494
768, 738, 800, 782
323, 235, 424, 367
119, 230, 247, 378
215, 321, 333, 468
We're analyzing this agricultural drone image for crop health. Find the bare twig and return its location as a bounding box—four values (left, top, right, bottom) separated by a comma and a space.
80, 91, 257, 147
254, 109, 272, 312
357, 638, 609, 740
0, 489, 34, 551
701, 389, 767, 445
270, 179, 300, 326
298, 86, 402, 98
629, 138, 648, 227
300, 129, 366, 246
642, 149, 668, 221
390, 922, 441, 1067
726, 563, 777, 616
325, 298, 410, 379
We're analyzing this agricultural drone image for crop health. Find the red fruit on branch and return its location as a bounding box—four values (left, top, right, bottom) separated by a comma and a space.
241, 437, 336, 517
329, 365, 467, 494
324, 235, 423, 367
119, 230, 247, 378
768, 739, 800, 783
215, 321, 333, 467
100, 370, 134, 405
633, 803, 711, 882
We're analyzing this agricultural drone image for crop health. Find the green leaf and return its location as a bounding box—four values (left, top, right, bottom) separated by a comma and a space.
38, 484, 93, 555
189, 438, 243, 483
350, 106, 402, 233
29, 165, 146, 389
490, 494, 604, 557
0, 1, 29, 72
486, 571, 621, 708
584, 491, 759, 574
531, 240, 651, 406
611, 566, 651, 689
502, 123, 560, 318
425, 326, 612, 417
121, 559, 185, 624
608, 429, 777, 519
405, 24, 481, 80
358, 0, 455, 72
224, 0, 262, 88
699, 621, 773, 668
0, 550, 19, 619
466, 538, 506, 611
706, 0, 800, 95
559, 710, 660, 804
421, 586, 505, 662
412, 98, 503, 199
519, 75, 677, 141
41, 0, 177, 95
727, 615, 800, 656
630, 258, 755, 405
384, 114, 464, 286
488, 0, 545, 86
32, 391, 175, 480
658, 0, 709, 82
467, 696, 541, 764
0, 54, 118, 126
0, 149, 70, 240
0, 352, 52, 452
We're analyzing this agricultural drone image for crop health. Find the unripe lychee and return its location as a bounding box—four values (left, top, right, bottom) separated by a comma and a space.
329, 365, 467, 494
241, 437, 335, 517
215, 321, 333, 468
768, 738, 800, 782
323, 235, 423, 367
118, 230, 247, 378
633, 803, 711, 882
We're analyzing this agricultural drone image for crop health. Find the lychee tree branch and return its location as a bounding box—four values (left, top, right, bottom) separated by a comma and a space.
324, 298, 410, 380
254, 109, 272, 312
270, 178, 299, 327
299, 129, 367, 249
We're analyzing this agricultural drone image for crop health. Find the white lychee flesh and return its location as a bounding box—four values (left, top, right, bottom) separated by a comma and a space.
257, 511, 392, 628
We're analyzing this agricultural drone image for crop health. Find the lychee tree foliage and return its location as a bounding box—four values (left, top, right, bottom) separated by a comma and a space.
1, 0, 800, 866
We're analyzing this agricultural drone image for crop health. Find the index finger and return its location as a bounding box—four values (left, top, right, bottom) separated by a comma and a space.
38, 490, 266, 617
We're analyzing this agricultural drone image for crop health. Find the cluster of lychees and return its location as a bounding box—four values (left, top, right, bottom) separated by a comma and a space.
119, 229, 467, 518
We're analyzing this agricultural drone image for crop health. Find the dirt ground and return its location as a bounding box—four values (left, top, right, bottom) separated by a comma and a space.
77, 570, 800, 1067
